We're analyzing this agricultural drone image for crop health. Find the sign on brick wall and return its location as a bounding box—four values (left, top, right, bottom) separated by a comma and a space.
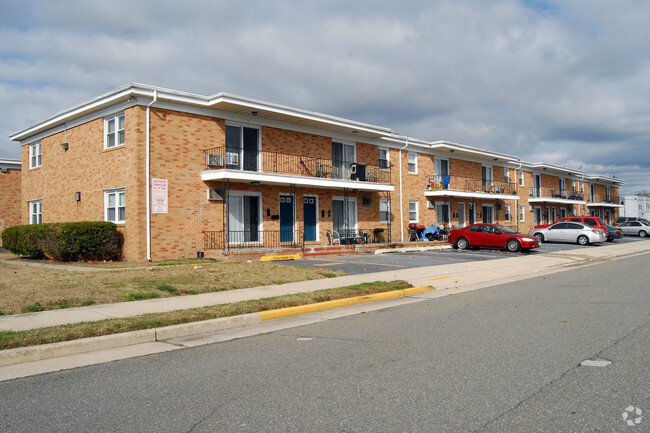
152, 178, 168, 214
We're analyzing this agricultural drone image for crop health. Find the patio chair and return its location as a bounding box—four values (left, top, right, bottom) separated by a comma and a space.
326, 230, 341, 245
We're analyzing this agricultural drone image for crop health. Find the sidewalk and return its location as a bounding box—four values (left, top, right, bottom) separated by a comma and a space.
2, 241, 647, 333
0, 241, 648, 375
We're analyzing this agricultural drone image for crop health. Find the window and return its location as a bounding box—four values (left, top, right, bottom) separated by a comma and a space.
505, 204, 511, 222
409, 200, 418, 222
29, 200, 42, 224
520, 205, 525, 222
380, 198, 390, 223
105, 113, 125, 149
105, 188, 126, 223
408, 152, 417, 174
519, 170, 525, 186
378, 147, 389, 169
504, 168, 510, 184
29, 141, 41, 168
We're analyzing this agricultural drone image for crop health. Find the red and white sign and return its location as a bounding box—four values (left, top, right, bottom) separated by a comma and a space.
152, 178, 168, 214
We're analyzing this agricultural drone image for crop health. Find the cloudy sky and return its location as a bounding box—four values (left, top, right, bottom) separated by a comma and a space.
1, 0, 648, 193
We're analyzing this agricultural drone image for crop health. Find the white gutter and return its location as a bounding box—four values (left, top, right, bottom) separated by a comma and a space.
398, 138, 409, 242
146, 90, 158, 261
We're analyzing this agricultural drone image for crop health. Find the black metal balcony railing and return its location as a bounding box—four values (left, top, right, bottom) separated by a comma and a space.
528, 187, 584, 201
426, 175, 516, 195
592, 194, 620, 204
203, 230, 305, 251
204, 146, 391, 184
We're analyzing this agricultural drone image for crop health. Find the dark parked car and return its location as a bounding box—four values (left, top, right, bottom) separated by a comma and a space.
448, 223, 541, 252
604, 224, 623, 241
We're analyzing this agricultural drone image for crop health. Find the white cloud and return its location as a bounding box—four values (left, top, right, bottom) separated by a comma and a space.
1, 0, 649, 193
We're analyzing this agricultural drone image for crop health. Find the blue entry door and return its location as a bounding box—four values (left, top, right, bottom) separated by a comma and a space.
280, 195, 294, 243
303, 196, 317, 242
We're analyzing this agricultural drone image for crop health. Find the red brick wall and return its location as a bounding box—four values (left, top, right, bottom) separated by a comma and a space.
0, 167, 21, 246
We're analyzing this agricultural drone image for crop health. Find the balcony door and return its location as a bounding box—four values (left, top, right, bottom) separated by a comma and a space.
226, 125, 259, 172
228, 193, 260, 244
332, 141, 355, 180
333, 197, 357, 236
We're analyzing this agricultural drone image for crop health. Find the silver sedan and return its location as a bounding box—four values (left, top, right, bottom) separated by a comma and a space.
617, 221, 650, 237
530, 222, 607, 245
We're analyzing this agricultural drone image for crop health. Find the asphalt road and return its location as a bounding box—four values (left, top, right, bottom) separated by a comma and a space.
285, 236, 648, 275
0, 250, 647, 432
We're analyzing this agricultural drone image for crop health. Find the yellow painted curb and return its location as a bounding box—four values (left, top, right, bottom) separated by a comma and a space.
259, 286, 434, 321
260, 254, 301, 262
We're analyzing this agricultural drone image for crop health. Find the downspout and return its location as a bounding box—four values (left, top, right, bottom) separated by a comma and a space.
515, 158, 521, 232
146, 90, 158, 261
399, 137, 409, 242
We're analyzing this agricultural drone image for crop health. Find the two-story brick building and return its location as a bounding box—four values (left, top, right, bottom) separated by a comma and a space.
10, 83, 623, 261
0, 158, 22, 246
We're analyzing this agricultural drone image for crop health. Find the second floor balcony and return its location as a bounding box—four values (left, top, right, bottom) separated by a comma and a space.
424, 174, 518, 200
528, 187, 586, 204
202, 146, 394, 192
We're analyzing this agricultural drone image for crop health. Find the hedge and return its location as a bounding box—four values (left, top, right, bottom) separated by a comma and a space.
1, 222, 121, 261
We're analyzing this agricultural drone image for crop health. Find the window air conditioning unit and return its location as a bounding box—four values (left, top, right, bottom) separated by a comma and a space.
206, 154, 223, 167
427, 200, 435, 209
207, 188, 224, 201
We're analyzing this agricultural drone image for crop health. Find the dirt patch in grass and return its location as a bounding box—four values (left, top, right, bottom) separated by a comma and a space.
0, 280, 412, 350
0, 256, 346, 315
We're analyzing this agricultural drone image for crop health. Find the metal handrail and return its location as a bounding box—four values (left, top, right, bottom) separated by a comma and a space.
203, 146, 391, 184
426, 175, 516, 195
203, 230, 305, 251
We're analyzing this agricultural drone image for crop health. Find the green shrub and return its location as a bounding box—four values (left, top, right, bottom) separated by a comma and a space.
1, 222, 121, 262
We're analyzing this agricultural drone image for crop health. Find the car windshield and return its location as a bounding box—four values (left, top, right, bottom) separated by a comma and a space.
494, 224, 517, 234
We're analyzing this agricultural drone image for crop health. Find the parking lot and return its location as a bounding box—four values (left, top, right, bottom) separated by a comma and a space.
280, 236, 649, 275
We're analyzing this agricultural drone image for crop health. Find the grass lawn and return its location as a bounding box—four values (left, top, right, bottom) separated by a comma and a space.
0, 280, 412, 350
0, 252, 346, 315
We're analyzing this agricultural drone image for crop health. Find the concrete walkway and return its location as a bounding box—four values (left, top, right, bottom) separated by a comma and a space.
2, 241, 648, 332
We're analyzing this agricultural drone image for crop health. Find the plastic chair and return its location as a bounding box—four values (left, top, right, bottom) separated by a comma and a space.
326, 230, 340, 245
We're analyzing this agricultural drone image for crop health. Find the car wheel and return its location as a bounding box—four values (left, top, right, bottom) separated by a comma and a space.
534, 233, 544, 242
639, 230, 647, 238
506, 239, 521, 252
457, 237, 469, 250
577, 235, 589, 245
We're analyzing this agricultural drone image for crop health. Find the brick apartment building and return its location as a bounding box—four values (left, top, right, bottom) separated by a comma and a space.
9, 83, 623, 261
0, 158, 22, 247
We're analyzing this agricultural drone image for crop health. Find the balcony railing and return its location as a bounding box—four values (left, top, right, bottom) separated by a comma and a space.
426, 175, 516, 195
203, 230, 305, 251
591, 194, 620, 204
528, 187, 584, 201
204, 146, 391, 184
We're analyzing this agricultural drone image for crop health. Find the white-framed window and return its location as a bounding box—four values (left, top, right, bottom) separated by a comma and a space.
380, 198, 390, 223
504, 168, 510, 184
409, 200, 418, 222
105, 188, 126, 223
408, 152, 417, 174
519, 170, 525, 186
519, 205, 525, 222
104, 113, 125, 149
505, 204, 511, 222
379, 147, 389, 169
29, 199, 42, 224
29, 141, 41, 169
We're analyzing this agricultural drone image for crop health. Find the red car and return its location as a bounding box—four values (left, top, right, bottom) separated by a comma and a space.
448, 223, 541, 252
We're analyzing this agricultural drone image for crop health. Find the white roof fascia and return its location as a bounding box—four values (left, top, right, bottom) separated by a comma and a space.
583, 174, 624, 185
11, 83, 393, 142
0, 158, 21, 169
429, 140, 519, 163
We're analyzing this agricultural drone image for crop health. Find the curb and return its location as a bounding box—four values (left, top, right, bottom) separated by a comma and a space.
0, 286, 434, 367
